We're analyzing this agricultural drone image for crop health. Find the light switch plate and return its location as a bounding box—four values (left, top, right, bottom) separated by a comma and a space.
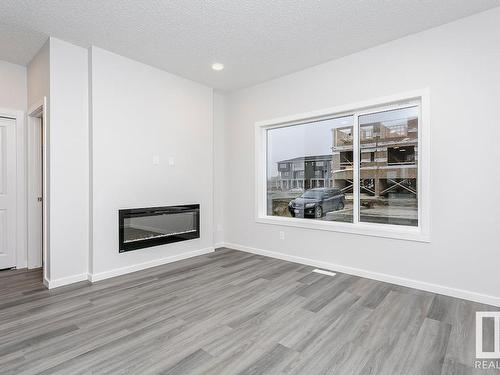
168, 157, 175, 166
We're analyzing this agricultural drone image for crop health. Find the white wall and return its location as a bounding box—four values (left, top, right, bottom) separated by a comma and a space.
222, 8, 500, 305
0, 59, 28, 269
48, 38, 89, 283
0, 60, 27, 110
27, 41, 49, 110
90, 47, 213, 279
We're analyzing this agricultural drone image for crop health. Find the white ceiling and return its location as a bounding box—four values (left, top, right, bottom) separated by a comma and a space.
1, 0, 499, 91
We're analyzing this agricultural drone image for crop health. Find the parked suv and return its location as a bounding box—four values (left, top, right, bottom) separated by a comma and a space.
288, 188, 345, 218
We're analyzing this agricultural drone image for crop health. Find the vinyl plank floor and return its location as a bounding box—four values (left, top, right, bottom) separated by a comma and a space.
0, 248, 498, 374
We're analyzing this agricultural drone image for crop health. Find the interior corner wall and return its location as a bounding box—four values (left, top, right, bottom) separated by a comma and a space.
89, 47, 214, 278
27, 41, 49, 110
0, 59, 28, 269
222, 8, 500, 305
48, 38, 89, 283
213, 92, 227, 246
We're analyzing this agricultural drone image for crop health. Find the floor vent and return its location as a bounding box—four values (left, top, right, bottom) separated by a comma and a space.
312, 269, 337, 277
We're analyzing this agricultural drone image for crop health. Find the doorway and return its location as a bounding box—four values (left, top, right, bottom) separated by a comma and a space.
27, 99, 47, 282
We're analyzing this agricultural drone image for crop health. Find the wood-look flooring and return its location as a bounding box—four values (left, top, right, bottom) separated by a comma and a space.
0, 248, 498, 374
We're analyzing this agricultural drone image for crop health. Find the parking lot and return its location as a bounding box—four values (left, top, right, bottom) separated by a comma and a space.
269, 191, 418, 226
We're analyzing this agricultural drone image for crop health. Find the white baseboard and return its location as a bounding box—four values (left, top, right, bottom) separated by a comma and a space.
222, 242, 500, 307
45, 273, 89, 289
88, 247, 215, 283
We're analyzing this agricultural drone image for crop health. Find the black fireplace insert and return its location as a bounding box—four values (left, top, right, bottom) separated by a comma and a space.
119, 204, 200, 252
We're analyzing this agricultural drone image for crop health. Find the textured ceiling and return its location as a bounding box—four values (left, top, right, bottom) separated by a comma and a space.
1, 0, 500, 91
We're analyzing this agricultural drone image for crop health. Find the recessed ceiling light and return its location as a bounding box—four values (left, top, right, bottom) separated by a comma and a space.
212, 63, 224, 71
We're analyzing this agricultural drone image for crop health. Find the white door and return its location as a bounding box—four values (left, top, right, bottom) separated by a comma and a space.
0, 117, 16, 269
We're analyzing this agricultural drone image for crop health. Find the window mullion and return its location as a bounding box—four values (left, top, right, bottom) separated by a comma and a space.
353, 113, 360, 224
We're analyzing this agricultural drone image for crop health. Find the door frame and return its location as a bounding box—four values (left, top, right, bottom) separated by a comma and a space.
27, 99, 48, 281
0, 107, 24, 270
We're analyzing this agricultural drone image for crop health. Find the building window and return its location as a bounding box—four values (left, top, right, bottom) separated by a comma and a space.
256, 92, 429, 241
387, 146, 416, 165
339, 151, 353, 169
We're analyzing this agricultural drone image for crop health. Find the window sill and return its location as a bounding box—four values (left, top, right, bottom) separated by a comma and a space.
255, 215, 430, 243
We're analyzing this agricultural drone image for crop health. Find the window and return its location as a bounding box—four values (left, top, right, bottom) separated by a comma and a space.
387, 146, 415, 165
339, 151, 353, 168
256, 91, 430, 241
266, 116, 354, 222
359, 107, 418, 226
278, 163, 290, 171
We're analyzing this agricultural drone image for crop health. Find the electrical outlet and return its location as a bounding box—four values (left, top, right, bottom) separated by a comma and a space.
279, 231, 285, 240
217, 224, 223, 232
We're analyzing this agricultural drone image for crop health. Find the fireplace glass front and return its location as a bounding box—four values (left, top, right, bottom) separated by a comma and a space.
119, 205, 200, 252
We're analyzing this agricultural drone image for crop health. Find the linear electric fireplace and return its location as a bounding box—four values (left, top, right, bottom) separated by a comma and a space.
119, 204, 200, 252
